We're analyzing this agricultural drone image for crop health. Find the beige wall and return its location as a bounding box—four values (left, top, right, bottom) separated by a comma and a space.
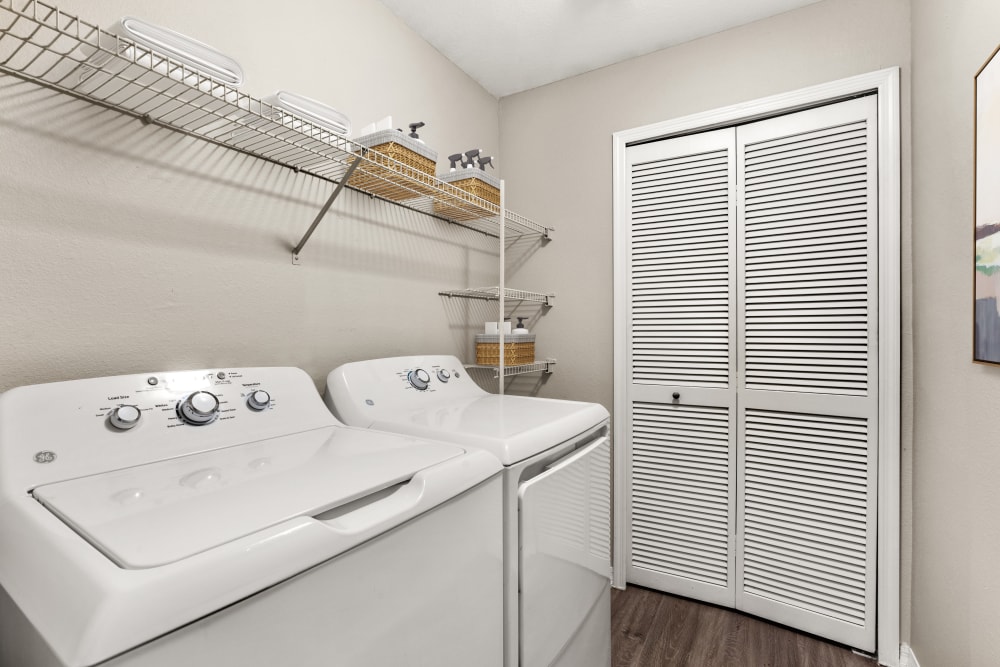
909, 0, 1000, 665
499, 0, 915, 653
0, 0, 502, 393
7, 0, 1000, 664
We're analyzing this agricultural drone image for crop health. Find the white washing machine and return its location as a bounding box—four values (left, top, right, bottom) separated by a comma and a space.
325, 355, 612, 667
0, 366, 503, 667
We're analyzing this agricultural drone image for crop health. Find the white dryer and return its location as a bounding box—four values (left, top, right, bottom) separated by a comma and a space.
0, 367, 503, 667
325, 355, 612, 667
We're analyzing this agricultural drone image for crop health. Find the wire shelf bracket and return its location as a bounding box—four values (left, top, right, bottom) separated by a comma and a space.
291, 151, 365, 264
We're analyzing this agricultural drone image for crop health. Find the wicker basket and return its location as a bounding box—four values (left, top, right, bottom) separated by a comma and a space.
433, 169, 501, 220
348, 130, 438, 201
438, 169, 500, 205
475, 334, 535, 366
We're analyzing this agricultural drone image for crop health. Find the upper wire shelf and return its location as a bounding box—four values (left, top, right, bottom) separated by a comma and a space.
0, 0, 553, 242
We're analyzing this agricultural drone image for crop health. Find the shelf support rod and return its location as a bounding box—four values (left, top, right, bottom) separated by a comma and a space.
498, 179, 506, 395
291, 150, 366, 262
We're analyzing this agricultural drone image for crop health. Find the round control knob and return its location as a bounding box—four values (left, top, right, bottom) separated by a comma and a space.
246, 390, 271, 412
407, 368, 431, 391
436, 369, 451, 383
109, 405, 142, 431
176, 391, 220, 426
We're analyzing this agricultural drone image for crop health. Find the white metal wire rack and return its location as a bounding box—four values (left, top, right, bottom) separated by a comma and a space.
439, 286, 556, 378
438, 287, 554, 307
0, 0, 553, 258
469, 360, 556, 378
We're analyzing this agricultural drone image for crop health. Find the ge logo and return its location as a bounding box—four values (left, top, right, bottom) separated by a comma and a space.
33, 451, 56, 464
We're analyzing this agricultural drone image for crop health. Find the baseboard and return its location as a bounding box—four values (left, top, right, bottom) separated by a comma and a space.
899, 643, 920, 667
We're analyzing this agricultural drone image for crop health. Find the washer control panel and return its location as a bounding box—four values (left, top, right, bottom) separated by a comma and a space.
94, 369, 278, 433
0, 367, 336, 489
398, 364, 463, 393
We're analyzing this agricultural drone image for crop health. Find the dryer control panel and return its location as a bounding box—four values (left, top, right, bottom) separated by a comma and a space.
0, 367, 337, 490
325, 355, 483, 426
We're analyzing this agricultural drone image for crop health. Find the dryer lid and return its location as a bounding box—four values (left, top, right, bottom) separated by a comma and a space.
31, 426, 462, 569
372, 395, 609, 465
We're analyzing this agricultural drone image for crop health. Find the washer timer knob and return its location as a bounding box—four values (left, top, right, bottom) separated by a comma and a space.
407, 368, 431, 391
177, 391, 220, 426
109, 405, 142, 430
246, 390, 271, 412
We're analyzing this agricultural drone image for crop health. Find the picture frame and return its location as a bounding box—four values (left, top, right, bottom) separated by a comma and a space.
974, 44, 1000, 364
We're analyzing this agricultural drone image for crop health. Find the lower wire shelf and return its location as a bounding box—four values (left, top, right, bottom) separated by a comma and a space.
439, 287, 554, 306
467, 360, 556, 378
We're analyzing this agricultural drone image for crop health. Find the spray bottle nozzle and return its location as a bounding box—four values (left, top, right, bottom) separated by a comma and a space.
463, 148, 481, 168
477, 155, 494, 170
408, 121, 425, 139
448, 153, 464, 171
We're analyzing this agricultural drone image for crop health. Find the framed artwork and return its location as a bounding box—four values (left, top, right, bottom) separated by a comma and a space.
975, 45, 1000, 364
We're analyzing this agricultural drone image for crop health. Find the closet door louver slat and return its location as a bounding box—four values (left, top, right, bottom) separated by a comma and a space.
735, 96, 878, 652
629, 402, 734, 604
625, 129, 737, 607
627, 131, 735, 389
741, 409, 872, 630
740, 113, 874, 397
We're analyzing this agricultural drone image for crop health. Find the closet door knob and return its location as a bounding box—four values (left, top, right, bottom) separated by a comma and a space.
672, 392, 680, 400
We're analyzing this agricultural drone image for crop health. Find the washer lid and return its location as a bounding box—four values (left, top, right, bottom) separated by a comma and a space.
31, 425, 462, 569
372, 395, 609, 465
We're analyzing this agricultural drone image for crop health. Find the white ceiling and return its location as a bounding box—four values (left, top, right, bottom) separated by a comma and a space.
377, 0, 821, 98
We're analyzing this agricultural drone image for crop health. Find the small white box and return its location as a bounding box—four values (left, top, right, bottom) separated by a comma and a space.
484, 322, 512, 334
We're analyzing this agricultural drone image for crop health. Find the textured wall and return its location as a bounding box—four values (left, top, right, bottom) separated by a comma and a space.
910, 0, 1000, 664
0, 0, 502, 393
13, 0, 999, 664
498, 0, 914, 650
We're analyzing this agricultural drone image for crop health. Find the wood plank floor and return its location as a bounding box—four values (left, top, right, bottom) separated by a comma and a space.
612, 586, 877, 667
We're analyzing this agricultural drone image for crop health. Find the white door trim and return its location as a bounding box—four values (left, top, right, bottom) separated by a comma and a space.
611, 67, 901, 667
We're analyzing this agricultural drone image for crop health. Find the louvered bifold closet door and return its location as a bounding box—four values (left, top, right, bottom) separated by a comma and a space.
625, 129, 737, 607
735, 96, 878, 651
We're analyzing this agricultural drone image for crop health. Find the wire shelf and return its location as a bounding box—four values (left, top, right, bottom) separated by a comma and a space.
438, 287, 554, 306
468, 360, 556, 378
0, 0, 553, 243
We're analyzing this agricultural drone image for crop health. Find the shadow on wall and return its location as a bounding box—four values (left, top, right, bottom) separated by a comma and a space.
0, 80, 502, 281
0, 80, 503, 389
464, 366, 552, 396
504, 372, 551, 397
506, 232, 548, 275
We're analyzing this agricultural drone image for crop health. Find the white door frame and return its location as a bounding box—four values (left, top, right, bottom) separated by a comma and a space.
612, 67, 901, 667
